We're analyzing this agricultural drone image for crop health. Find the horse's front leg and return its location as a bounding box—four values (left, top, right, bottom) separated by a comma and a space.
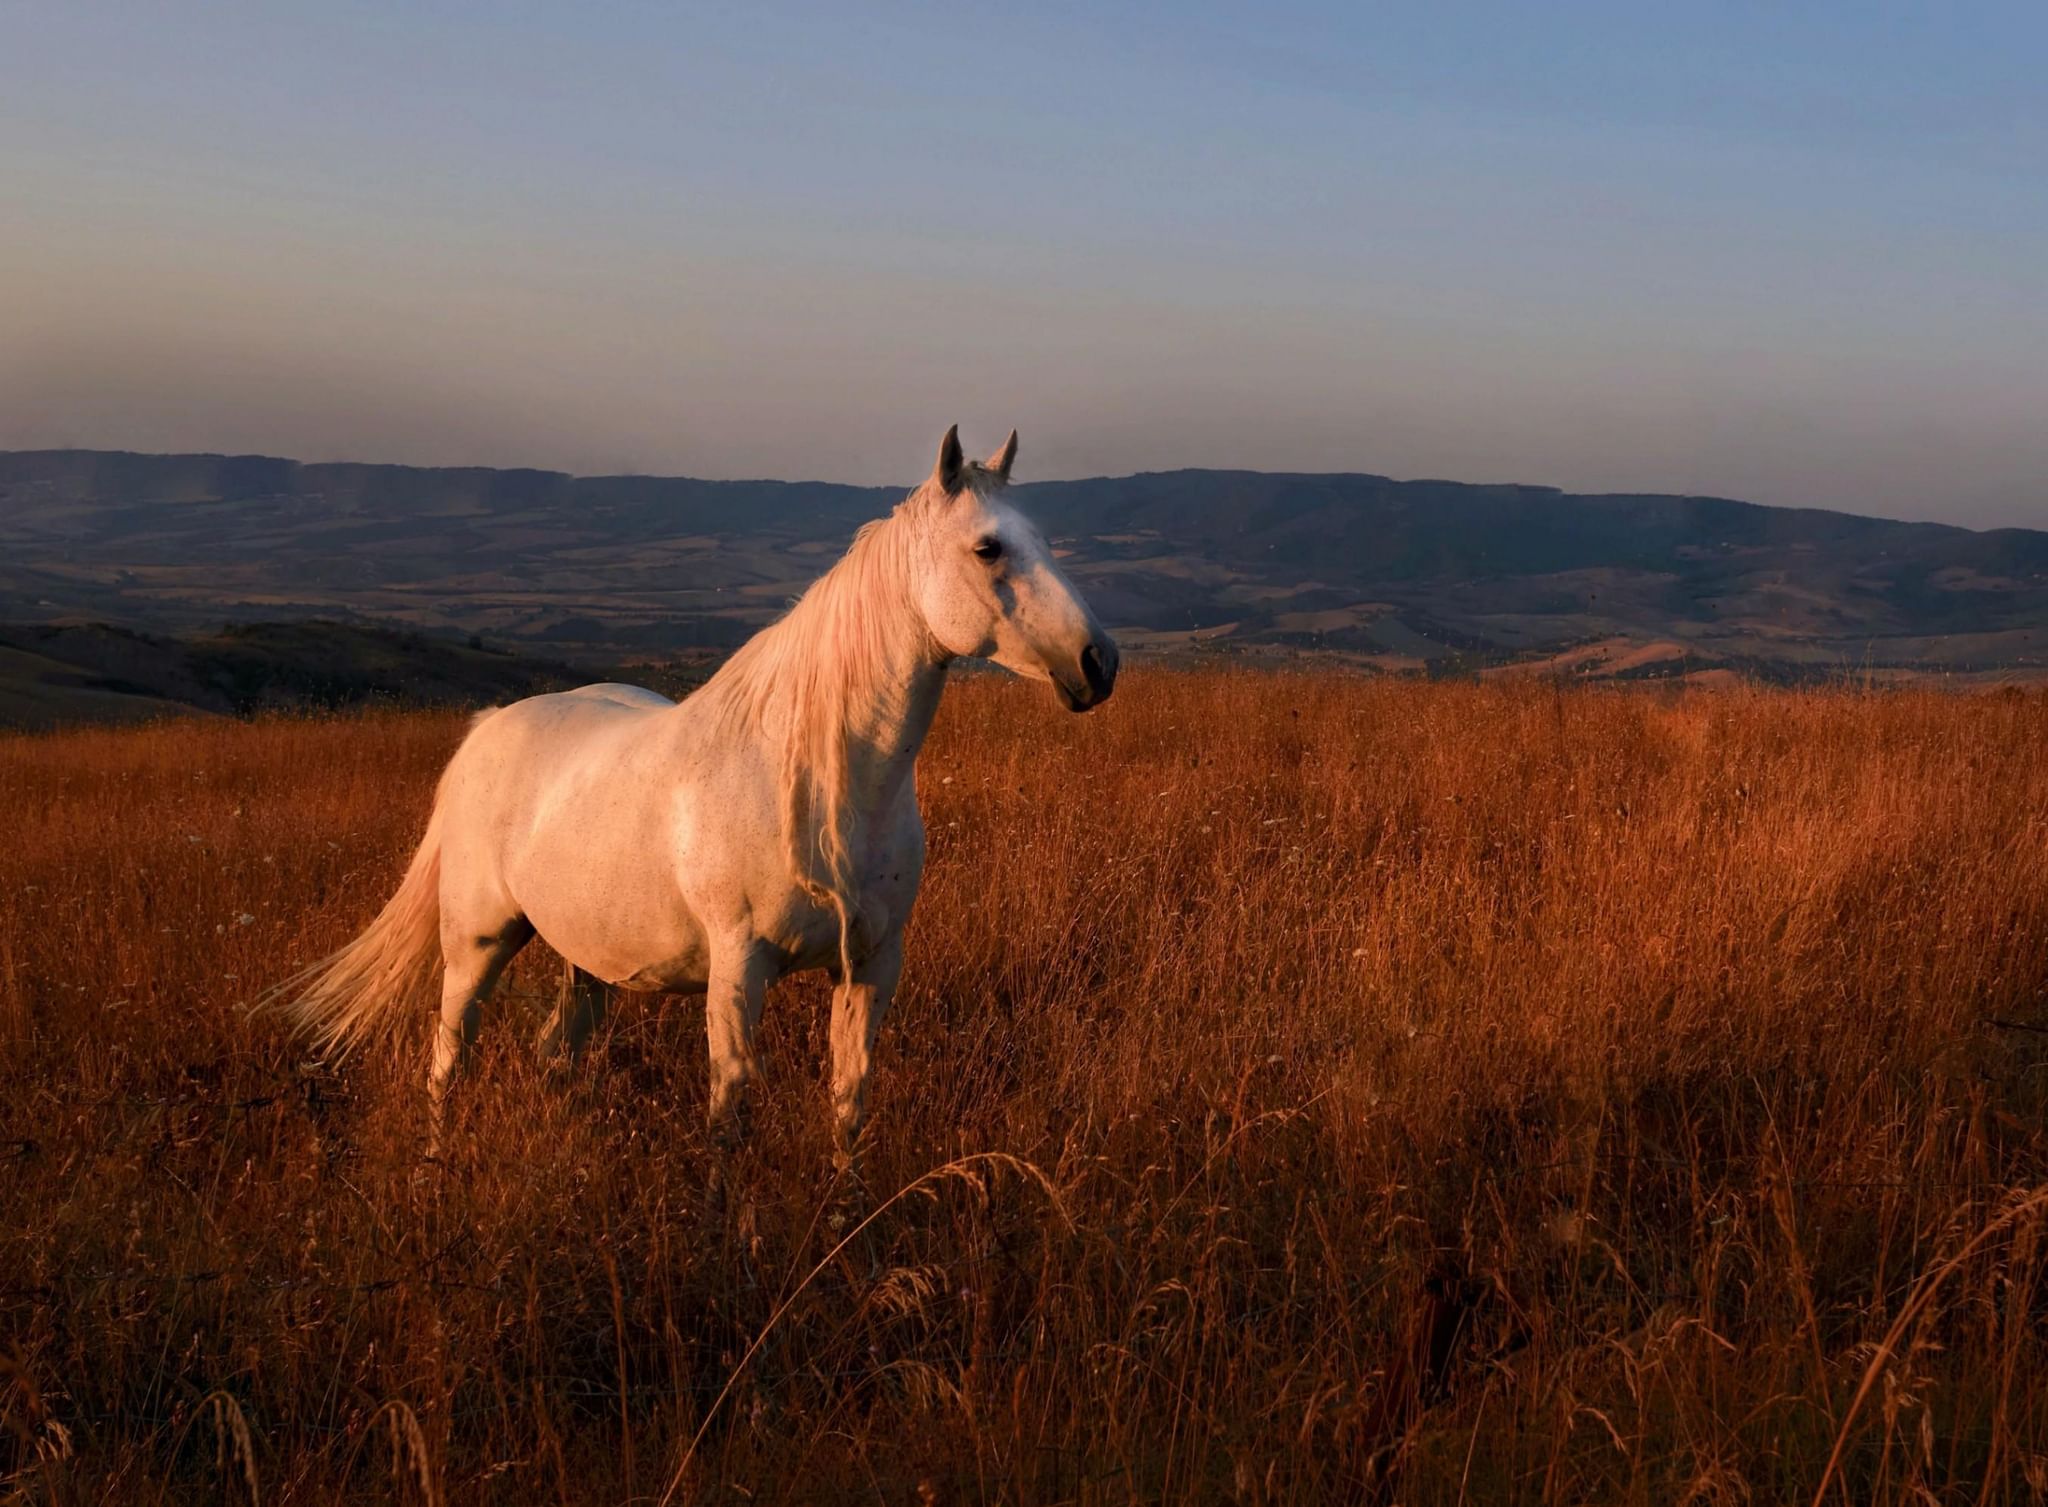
705, 942, 771, 1140
829, 931, 903, 1169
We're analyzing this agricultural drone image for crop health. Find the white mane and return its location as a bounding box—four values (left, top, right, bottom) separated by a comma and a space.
693, 469, 999, 968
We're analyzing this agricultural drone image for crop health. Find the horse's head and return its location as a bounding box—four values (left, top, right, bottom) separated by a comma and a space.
910, 426, 1118, 711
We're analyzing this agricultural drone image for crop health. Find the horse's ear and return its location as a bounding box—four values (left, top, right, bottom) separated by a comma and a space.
986, 429, 1018, 483
933, 424, 965, 493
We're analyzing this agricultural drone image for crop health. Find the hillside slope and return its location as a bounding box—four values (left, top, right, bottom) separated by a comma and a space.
3, 449, 2043, 679
0, 620, 587, 729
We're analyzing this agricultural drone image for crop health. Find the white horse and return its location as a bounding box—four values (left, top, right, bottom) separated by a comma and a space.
273, 427, 1117, 1155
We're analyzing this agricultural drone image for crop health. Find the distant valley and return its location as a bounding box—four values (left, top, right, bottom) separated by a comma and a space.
3, 447, 2045, 724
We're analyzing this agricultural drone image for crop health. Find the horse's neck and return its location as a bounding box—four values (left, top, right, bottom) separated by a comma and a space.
841, 650, 948, 819
804, 510, 950, 820
699, 506, 950, 857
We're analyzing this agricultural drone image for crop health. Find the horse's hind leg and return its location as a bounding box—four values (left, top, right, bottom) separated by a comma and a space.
536, 965, 608, 1064
427, 918, 533, 1149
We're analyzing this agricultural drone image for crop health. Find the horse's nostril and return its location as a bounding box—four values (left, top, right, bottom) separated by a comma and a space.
1081, 642, 1115, 699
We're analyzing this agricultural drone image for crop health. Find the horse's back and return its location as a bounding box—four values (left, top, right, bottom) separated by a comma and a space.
443, 682, 680, 824
557, 682, 676, 712
462, 682, 671, 753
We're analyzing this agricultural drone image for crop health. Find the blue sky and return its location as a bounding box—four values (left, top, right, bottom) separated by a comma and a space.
2, 1, 2043, 524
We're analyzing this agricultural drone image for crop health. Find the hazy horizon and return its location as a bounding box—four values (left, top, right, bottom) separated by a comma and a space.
5, 2, 2044, 528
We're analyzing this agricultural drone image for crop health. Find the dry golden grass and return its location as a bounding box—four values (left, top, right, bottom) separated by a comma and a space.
7, 671, 2048, 1503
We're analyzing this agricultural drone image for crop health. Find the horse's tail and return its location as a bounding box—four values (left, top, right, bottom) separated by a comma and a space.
264, 782, 451, 1059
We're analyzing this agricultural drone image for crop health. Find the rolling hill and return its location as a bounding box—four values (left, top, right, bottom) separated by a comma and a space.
3, 449, 2045, 702
0, 620, 595, 730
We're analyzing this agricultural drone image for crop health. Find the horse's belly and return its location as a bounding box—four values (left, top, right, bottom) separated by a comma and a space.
516, 864, 709, 993
554, 914, 710, 993
612, 945, 711, 994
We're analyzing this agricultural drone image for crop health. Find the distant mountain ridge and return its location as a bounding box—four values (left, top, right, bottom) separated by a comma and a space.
3, 447, 2045, 685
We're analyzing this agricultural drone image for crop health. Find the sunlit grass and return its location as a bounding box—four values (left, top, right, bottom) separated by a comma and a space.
5, 672, 2048, 1502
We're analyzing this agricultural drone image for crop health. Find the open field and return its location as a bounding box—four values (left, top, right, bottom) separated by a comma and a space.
7, 672, 2048, 1502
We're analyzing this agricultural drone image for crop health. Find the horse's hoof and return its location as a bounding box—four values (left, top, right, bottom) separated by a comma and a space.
703, 1158, 733, 1221
829, 1159, 871, 1229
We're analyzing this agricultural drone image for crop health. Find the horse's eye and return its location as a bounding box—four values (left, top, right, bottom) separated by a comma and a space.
973, 536, 1003, 562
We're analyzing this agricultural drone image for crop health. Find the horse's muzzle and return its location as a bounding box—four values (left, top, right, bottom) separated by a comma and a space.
1056, 636, 1119, 712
